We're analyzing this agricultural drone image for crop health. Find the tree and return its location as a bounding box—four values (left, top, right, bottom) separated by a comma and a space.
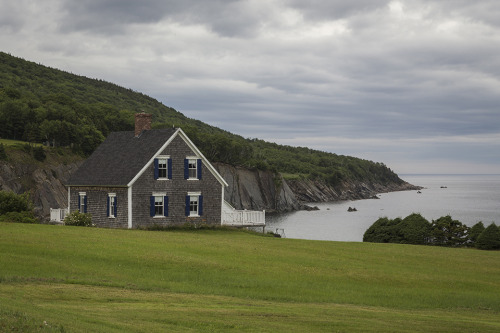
430, 215, 469, 247
399, 213, 431, 245
363, 217, 403, 243
469, 221, 485, 244
476, 223, 500, 250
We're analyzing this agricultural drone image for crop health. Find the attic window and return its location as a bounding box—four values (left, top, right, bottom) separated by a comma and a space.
185, 157, 202, 180
154, 156, 172, 180
188, 159, 197, 179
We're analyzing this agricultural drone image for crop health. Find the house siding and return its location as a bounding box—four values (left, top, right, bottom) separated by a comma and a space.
131, 135, 222, 228
69, 186, 128, 228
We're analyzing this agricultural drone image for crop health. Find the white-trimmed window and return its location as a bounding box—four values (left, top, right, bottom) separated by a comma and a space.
78, 192, 87, 213
158, 158, 168, 178
185, 157, 202, 180
186, 192, 203, 217
108, 193, 116, 218
154, 156, 172, 180
188, 159, 197, 179
150, 193, 168, 217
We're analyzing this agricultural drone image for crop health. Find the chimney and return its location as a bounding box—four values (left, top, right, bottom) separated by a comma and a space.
135, 112, 152, 137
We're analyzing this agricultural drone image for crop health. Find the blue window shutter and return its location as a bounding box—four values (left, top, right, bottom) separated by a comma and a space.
197, 159, 202, 179
107, 196, 110, 217
164, 196, 169, 217
114, 197, 118, 217
184, 159, 189, 179
150, 196, 155, 217
154, 158, 159, 180
78, 196, 81, 212
84, 196, 87, 213
168, 158, 172, 179
185, 195, 190, 216
198, 195, 203, 216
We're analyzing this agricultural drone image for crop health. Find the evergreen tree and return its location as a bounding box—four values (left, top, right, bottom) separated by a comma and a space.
430, 215, 469, 247
476, 223, 500, 250
469, 221, 485, 244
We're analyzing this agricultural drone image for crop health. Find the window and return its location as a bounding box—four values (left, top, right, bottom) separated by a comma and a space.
188, 159, 197, 179
186, 193, 203, 217
190, 196, 198, 215
78, 192, 87, 213
154, 156, 172, 180
150, 194, 168, 217
185, 158, 202, 180
158, 158, 167, 178
155, 196, 163, 216
108, 194, 117, 218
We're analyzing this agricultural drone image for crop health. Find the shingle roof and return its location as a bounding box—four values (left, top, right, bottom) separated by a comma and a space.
67, 128, 177, 186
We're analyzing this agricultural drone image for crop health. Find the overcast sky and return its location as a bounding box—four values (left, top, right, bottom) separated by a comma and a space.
2, 0, 500, 174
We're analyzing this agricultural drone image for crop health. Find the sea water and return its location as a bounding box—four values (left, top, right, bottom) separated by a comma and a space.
265, 174, 500, 242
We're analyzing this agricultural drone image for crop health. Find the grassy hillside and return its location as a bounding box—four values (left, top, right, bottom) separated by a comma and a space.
0, 222, 499, 332
0, 51, 402, 186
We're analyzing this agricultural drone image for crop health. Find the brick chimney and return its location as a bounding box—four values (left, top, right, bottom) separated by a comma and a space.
135, 112, 152, 137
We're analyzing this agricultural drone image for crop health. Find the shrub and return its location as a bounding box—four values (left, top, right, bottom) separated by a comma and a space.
0, 191, 33, 215
0, 143, 7, 160
32, 146, 46, 161
476, 223, 500, 250
399, 213, 431, 245
64, 211, 93, 227
0, 211, 37, 224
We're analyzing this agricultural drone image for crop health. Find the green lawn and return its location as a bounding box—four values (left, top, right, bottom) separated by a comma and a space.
1, 222, 499, 332
0, 138, 43, 147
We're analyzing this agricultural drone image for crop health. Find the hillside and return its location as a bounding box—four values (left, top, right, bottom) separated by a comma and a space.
0, 51, 406, 182
1, 223, 499, 332
0, 52, 419, 215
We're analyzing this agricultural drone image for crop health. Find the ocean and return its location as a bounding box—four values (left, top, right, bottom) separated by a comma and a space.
265, 174, 500, 242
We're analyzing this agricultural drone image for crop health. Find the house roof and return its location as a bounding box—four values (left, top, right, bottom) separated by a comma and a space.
67, 128, 228, 188
67, 128, 177, 187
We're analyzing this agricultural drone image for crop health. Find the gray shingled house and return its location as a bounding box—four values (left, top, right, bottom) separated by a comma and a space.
65, 113, 229, 228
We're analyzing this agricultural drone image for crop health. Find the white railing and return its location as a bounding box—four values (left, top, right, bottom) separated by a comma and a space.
50, 208, 68, 222
222, 210, 265, 226
222, 201, 265, 226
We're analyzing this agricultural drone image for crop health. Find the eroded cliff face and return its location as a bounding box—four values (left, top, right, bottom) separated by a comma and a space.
286, 178, 420, 203
0, 152, 82, 219
214, 163, 302, 213
214, 163, 420, 213
1, 155, 420, 219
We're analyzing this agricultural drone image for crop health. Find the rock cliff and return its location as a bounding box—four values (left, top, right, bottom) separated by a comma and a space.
213, 163, 302, 213
286, 178, 420, 203
214, 163, 421, 213
0, 153, 420, 219
0, 150, 82, 219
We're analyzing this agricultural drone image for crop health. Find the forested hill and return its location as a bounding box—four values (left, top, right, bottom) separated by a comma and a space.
0, 51, 403, 187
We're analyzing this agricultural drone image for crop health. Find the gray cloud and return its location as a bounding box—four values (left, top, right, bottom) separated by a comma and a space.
1, 0, 499, 173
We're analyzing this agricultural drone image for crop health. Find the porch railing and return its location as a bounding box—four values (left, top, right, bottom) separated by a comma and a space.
221, 201, 265, 227
50, 208, 68, 223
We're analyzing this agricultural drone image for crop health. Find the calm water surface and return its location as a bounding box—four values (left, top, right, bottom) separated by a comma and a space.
266, 174, 500, 242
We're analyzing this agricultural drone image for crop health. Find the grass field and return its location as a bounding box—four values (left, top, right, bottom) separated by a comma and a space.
1, 222, 499, 332
0, 138, 43, 147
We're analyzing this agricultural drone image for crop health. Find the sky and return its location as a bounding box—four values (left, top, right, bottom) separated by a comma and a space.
1, 0, 500, 174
